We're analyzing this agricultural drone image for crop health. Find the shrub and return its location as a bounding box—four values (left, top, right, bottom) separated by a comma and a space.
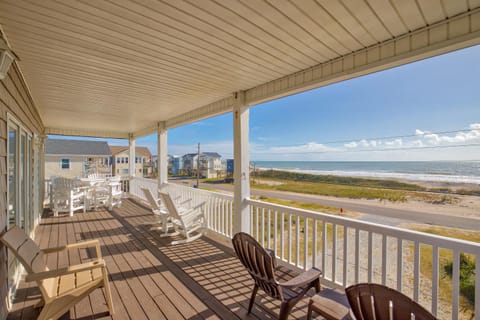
444, 253, 476, 307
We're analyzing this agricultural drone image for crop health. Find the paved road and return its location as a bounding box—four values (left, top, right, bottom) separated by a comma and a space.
194, 182, 480, 229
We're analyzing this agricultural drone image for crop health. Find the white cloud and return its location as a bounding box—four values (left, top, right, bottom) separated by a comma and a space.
415, 129, 426, 136
469, 123, 480, 130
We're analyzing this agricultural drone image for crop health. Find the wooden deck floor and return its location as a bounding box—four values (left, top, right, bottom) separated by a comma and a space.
8, 199, 319, 320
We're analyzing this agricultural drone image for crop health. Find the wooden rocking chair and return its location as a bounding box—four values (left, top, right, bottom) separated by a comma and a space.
345, 283, 436, 320
158, 191, 206, 245
232, 232, 322, 320
1, 226, 114, 320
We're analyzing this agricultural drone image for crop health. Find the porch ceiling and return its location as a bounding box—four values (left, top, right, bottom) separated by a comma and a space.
0, 0, 479, 137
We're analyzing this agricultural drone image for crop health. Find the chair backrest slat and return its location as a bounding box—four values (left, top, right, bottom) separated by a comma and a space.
141, 187, 161, 211
158, 192, 181, 220
1, 226, 57, 299
232, 232, 281, 300
346, 283, 437, 320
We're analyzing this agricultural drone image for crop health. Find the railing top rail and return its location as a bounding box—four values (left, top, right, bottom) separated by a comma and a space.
164, 182, 234, 200
247, 198, 480, 254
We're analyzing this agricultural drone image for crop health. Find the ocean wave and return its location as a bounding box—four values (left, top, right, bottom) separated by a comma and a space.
258, 167, 480, 184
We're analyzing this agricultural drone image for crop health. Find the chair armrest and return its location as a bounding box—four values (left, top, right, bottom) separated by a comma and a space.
42, 239, 102, 258
25, 259, 106, 282
279, 267, 322, 289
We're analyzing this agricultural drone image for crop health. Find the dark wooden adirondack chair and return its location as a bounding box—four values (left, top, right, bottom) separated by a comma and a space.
232, 232, 322, 320
345, 283, 437, 320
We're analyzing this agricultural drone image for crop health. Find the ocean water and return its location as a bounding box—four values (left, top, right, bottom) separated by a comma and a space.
252, 161, 480, 184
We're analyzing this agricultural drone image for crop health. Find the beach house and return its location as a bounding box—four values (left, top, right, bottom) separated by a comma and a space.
110, 146, 153, 178
44, 139, 112, 179
0, 1, 479, 319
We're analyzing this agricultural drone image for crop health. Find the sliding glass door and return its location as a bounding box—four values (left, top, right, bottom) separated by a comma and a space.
7, 116, 35, 298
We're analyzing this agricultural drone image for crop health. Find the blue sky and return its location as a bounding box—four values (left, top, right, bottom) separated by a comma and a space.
53, 44, 480, 161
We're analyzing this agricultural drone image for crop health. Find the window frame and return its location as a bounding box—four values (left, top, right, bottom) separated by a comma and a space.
60, 158, 71, 170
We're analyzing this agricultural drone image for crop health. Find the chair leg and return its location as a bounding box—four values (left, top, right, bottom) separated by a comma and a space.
248, 284, 259, 314
306, 298, 314, 320
278, 301, 294, 320
102, 268, 115, 315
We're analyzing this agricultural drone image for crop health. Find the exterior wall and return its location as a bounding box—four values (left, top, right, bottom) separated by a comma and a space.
0, 63, 44, 320
45, 155, 85, 179
112, 150, 148, 177
44, 156, 111, 179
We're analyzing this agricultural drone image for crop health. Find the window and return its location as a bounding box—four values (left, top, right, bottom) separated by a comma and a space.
61, 158, 70, 170
121, 168, 129, 174
117, 157, 120, 164
125, 157, 128, 163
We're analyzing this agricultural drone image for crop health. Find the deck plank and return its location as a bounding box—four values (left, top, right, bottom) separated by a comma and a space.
8, 199, 316, 320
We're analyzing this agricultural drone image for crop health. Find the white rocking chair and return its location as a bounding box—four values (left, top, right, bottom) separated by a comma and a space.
141, 187, 172, 236
158, 191, 206, 245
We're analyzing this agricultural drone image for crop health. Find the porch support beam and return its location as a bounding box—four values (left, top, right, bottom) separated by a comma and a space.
157, 122, 168, 187
233, 91, 250, 235
128, 134, 135, 178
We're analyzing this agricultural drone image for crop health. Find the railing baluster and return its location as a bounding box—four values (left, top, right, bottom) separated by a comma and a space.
332, 223, 337, 283
274, 211, 278, 256
397, 238, 402, 292
280, 212, 285, 261
368, 232, 373, 283
255, 206, 259, 240
303, 217, 308, 270
288, 214, 292, 264
432, 245, 439, 317
268, 209, 271, 249
296, 215, 300, 267
261, 208, 265, 247
355, 228, 359, 284
312, 219, 317, 269
343, 226, 348, 287
452, 250, 460, 320
322, 221, 326, 280
382, 234, 387, 285
475, 252, 480, 320
414, 241, 419, 302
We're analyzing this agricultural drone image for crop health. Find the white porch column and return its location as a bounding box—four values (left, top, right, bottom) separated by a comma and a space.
157, 121, 168, 188
233, 91, 251, 234
128, 134, 135, 177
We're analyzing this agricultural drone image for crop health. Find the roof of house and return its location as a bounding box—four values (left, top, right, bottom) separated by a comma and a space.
203, 152, 222, 158
46, 139, 111, 156
110, 146, 152, 157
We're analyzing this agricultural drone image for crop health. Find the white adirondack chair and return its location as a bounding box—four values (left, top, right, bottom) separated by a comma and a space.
158, 191, 206, 245
1, 226, 114, 320
108, 176, 122, 210
140, 187, 173, 236
51, 177, 86, 217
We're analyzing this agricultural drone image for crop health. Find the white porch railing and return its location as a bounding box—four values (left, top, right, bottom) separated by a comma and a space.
129, 177, 235, 238
247, 199, 479, 320
127, 178, 479, 319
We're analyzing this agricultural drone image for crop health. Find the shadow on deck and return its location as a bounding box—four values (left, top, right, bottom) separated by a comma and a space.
8, 199, 317, 320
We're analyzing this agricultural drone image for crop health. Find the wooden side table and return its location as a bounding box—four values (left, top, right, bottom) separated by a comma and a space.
307, 293, 350, 320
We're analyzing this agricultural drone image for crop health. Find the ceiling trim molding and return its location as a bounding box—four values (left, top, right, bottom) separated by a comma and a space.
165, 96, 234, 130
45, 127, 129, 139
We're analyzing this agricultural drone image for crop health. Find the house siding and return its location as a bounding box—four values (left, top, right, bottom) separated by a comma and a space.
45, 155, 86, 179
0, 64, 44, 320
